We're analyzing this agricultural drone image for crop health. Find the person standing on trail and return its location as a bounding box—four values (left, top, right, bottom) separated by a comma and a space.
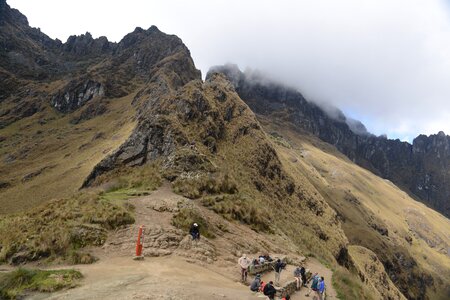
189, 223, 200, 240
274, 259, 285, 286
238, 254, 252, 282
306, 272, 319, 297
318, 276, 326, 300
263, 281, 277, 300
250, 274, 262, 292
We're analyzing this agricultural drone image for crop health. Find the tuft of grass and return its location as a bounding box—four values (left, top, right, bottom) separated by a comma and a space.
0, 268, 82, 299
0, 192, 134, 265
171, 207, 215, 239
200, 194, 272, 232
96, 164, 162, 193
172, 173, 237, 199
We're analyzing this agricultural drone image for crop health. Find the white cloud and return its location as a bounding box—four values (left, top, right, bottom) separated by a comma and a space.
8, 0, 450, 140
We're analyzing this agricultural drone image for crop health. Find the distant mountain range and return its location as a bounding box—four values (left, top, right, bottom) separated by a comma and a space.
208, 64, 450, 218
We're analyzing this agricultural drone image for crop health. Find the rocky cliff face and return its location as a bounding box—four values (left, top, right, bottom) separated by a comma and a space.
0, 0, 199, 130
208, 64, 450, 218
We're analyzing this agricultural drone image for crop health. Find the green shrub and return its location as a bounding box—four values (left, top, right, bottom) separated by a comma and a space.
0, 268, 82, 299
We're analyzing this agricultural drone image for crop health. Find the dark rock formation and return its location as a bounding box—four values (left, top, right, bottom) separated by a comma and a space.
63, 32, 114, 56
208, 64, 450, 218
51, 79, 104, 113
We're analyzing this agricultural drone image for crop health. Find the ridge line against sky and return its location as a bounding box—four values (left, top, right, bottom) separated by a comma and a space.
8, 0, 450, 142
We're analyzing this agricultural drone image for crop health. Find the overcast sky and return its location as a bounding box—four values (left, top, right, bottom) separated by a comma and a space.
8, 0, 450, 141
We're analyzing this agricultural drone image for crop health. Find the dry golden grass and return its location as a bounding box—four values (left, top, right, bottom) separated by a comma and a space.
348, 245, 406, 300
332, 266, 376, 300
0, 91, 137, 215
0, 191, 134, 264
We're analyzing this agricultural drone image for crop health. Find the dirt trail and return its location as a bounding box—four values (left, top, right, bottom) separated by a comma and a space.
25, 184, 337, 300
30, 256, 255, 300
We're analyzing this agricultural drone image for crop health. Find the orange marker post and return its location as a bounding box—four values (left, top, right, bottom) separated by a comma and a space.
135, 225, 144, 257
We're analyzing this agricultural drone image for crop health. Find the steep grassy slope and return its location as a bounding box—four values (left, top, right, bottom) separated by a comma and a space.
262, 120, 450, 299
0, 91, 136, 214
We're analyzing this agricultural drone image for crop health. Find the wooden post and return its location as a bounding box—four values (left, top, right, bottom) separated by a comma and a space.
135, 225, 144, 258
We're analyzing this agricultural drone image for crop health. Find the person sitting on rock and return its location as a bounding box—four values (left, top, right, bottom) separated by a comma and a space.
259, 255, 266, 264
294, 266, 302, 290
250, 274, 262, 292
300, 266, 307, 287
263, 281, 277, 300
238, 254, 252, 282
189, 223, 200, 240
259, 280, 266, 293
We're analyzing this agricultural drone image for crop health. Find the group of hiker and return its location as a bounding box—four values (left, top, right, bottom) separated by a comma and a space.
239, 253, 326, 300
188, 225, 326, 299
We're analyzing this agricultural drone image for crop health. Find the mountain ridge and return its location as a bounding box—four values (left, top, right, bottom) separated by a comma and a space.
207, 64, 450, 218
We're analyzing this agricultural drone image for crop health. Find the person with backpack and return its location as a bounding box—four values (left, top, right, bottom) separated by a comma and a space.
263, 281, 277, 300
318, 276, 326, 300
238, 254, 252, 282
250, 274, 262, 292
189, 223, 200, 240
274, 259, 285, 286
306, 273, 319, 297
282, 295, 291, 300
300, 266, 307, 287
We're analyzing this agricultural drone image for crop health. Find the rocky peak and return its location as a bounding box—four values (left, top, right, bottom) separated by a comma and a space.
63, 32, 114, 56
413, 132, 450, 154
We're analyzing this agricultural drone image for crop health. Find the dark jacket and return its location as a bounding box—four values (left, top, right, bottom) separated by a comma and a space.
189, 225, 199, 235
274, 261, 285, 273
263, 283, 277, 296
300, 267, 306, 276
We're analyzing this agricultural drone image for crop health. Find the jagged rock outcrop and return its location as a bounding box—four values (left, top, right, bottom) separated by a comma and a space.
63, 33, 114, 56
208, 64, 450, 218
51, 79, 104, 113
